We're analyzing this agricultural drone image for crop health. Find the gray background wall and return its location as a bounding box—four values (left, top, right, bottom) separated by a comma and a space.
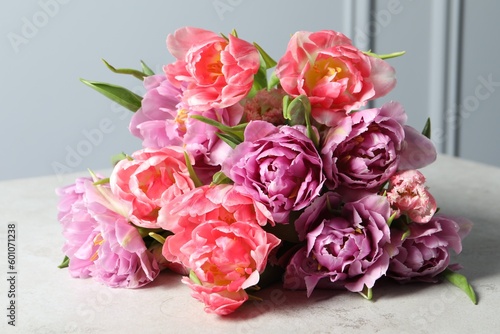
1, 0, 499, 181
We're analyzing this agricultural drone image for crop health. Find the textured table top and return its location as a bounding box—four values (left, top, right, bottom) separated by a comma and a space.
1, 154, 499, 333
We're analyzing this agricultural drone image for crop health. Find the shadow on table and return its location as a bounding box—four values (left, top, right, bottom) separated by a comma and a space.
141, 270, 185, 290
221, 276, 478, 325
453, 213, 500, 283
219, 224, 495, 322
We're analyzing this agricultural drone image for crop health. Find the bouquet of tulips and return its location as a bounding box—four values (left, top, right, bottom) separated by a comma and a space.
57, 27, 476, 315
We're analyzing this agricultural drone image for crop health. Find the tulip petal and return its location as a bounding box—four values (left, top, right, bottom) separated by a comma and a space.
399, 126, 437, 170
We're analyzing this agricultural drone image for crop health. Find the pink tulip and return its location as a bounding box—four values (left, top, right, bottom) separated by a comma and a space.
160, 184, 274, 265
276, 30, 396, 125
161, 184, 279, 315
164, 27, 260, 111
110, 147, 195, 228
176, 220, 280, 315
182, 278, 248, 315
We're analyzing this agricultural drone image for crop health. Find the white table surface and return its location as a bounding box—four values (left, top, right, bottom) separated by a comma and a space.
1, 154, 499, 334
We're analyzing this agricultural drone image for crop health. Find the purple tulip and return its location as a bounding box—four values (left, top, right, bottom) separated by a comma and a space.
129, 75, 185, 149
387, 215, 473, 282
321, 101, 436, 192
284, 193, 392, 295
129, 74, 244, 183
57, 178, 100, 278
222, 121, 325, 223
89, 206, 161, 288
56, 177, 160, 288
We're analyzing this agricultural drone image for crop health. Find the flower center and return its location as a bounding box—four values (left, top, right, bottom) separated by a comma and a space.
90, 233, 104, 261
195, 41, 227, 84
93, 233, 104, 246
218, 208, 237, 225
304, 58, 347, 90
175, 109, 189, 133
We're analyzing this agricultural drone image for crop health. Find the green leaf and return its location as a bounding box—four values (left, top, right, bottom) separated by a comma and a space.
422, 117, 431, 139
401, 227, 411, 241
249, 65, 268, 97
268, 71, 280, 90
387, 211, 398, 227
282, 95, 292, 120
216, 132, 240, 149
148, 232, 166, 245
284, 95, 307, 125
441, 268, 477, 304
80, 79, 142, 112
253, 42, 277, 69
184, 152, 203, 187
248, 42, 279, 97
364, 50, 406, 60
190, 114, 246, 142
101, 59, 148, 80
230, 123, 249, 132
87, 169, 108, 185
211, 171, 233, 185
285, 95, 318, 147
135, 226, 163, 238
358, 286, 373, 300
220, 32, 229, 41
189, 270, 202, 285
326, 194, 333, 212
303, 102, 319, 147
111, 152, 131, 166
58, 256, 69, 269
93, 177, 110, 186
141, 60, 155, 76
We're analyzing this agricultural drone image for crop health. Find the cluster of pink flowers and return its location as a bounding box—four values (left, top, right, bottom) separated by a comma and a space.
57, 27, 475, 315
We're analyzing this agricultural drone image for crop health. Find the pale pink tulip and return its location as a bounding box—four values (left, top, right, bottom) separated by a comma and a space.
56, 177, 160, 288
